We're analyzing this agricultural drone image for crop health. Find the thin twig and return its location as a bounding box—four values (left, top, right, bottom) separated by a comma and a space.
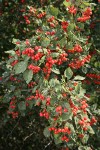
44, 140, 52, 150
5, 116, 21, 142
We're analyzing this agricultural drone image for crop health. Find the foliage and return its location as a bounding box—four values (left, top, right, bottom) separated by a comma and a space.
0, 0, 100, 149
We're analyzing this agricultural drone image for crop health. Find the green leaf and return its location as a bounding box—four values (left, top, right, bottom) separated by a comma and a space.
51, 52, 59, 58
83, 1, 92, 6
80, 87, 86, 96
23, 70, 33, 84
32, 85, 38, 93
14, 61, 28, 74
18, 101, 26, 111
64, 67, 73, 80
49, 79, 56, 87
39, 56, 46, 64
12, 38, 18, 44
28, 101, 34, 109
67, 24, 75, 32
41, 38, 50, 47
62, 102, 72, 120
55, 85, 62, 92
49, 6, 59, 16
43, 127, 50, 138
61, 113, 72, 121
74, 116, 79, 127
94, 62, 100, 68
70, 31, 87, 43
88, 126, 95, 134
3, 94, 11, 103
49, 79, 60, 87
58, 37, 67, 47
51, 67, 60, 74
75, 83, 81, 94
15, 89, 21, 97
54, 135, 62, 144
65, 123, 75, 133
82, 66, 87, 74
82, 134, 89, 144
63, 102, 71, 111
75, 83, 86, 96
74, 75, 85, 81
78, 146, 91, 150
63, 1, 71, 7
22, 55, 30, 61
5, 50, 15, 55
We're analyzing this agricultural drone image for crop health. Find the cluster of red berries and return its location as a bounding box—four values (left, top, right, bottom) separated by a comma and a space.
69, 100, 79, 116
61, 136, 69, 142
11, 112, 18, 119
47, 16, 55, 22
22, 47, 44, 61
28, 81, 36, 88
90, 116, 97, 125
15, 50, 20, 56
56, 105, 62, 115
86, 73, 100, 80
77, 8, 92, 22
39, 109, 49, 119
26, 90, 45, 102
10, 101, 16, 109
28, 64, 40, 73
0, 77, 2, 81
16, 41, 20, 45
26, 95, 34, 101
37, 12, 46, 19
22, 48, 34, 57
9, 96, 16, 109
23, 15, 30, 24
68, 44, 83, 53
61, 21, 69, 32
47, 16, 58, 28
55, 106, 68, 116
46, 97, 51, 106
31, 52, 43, 61
93, 80, 100, 85
26, 90, 45, 101
68, 6, 77, 15
49, 126, 71, 135
35, 90, 45, 101
69, 55, 91, 69
7, 97, 18, 119
86, 73, 100, 85
82, 79, 91, 85
10, 75, 17, 81
43, 56, 57, 78
79, 117, 90, 131
79, 116, 97, 131
29, 7, 36, 14
25, 39, 30, 45
46, 30, 56, 36
11, 60, 18, 66
78, 134, 84, 138
34, 46, 42, 51
49, 22, 56, 28
20, 0, 25, 3
56, 53, 68, 65
80, 100, 88, 113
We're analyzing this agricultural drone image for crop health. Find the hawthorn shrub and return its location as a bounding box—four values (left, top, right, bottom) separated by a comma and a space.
0, 0, 100, 150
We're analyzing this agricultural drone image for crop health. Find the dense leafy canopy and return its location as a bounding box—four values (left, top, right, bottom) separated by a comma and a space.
0, 0, 100, 150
